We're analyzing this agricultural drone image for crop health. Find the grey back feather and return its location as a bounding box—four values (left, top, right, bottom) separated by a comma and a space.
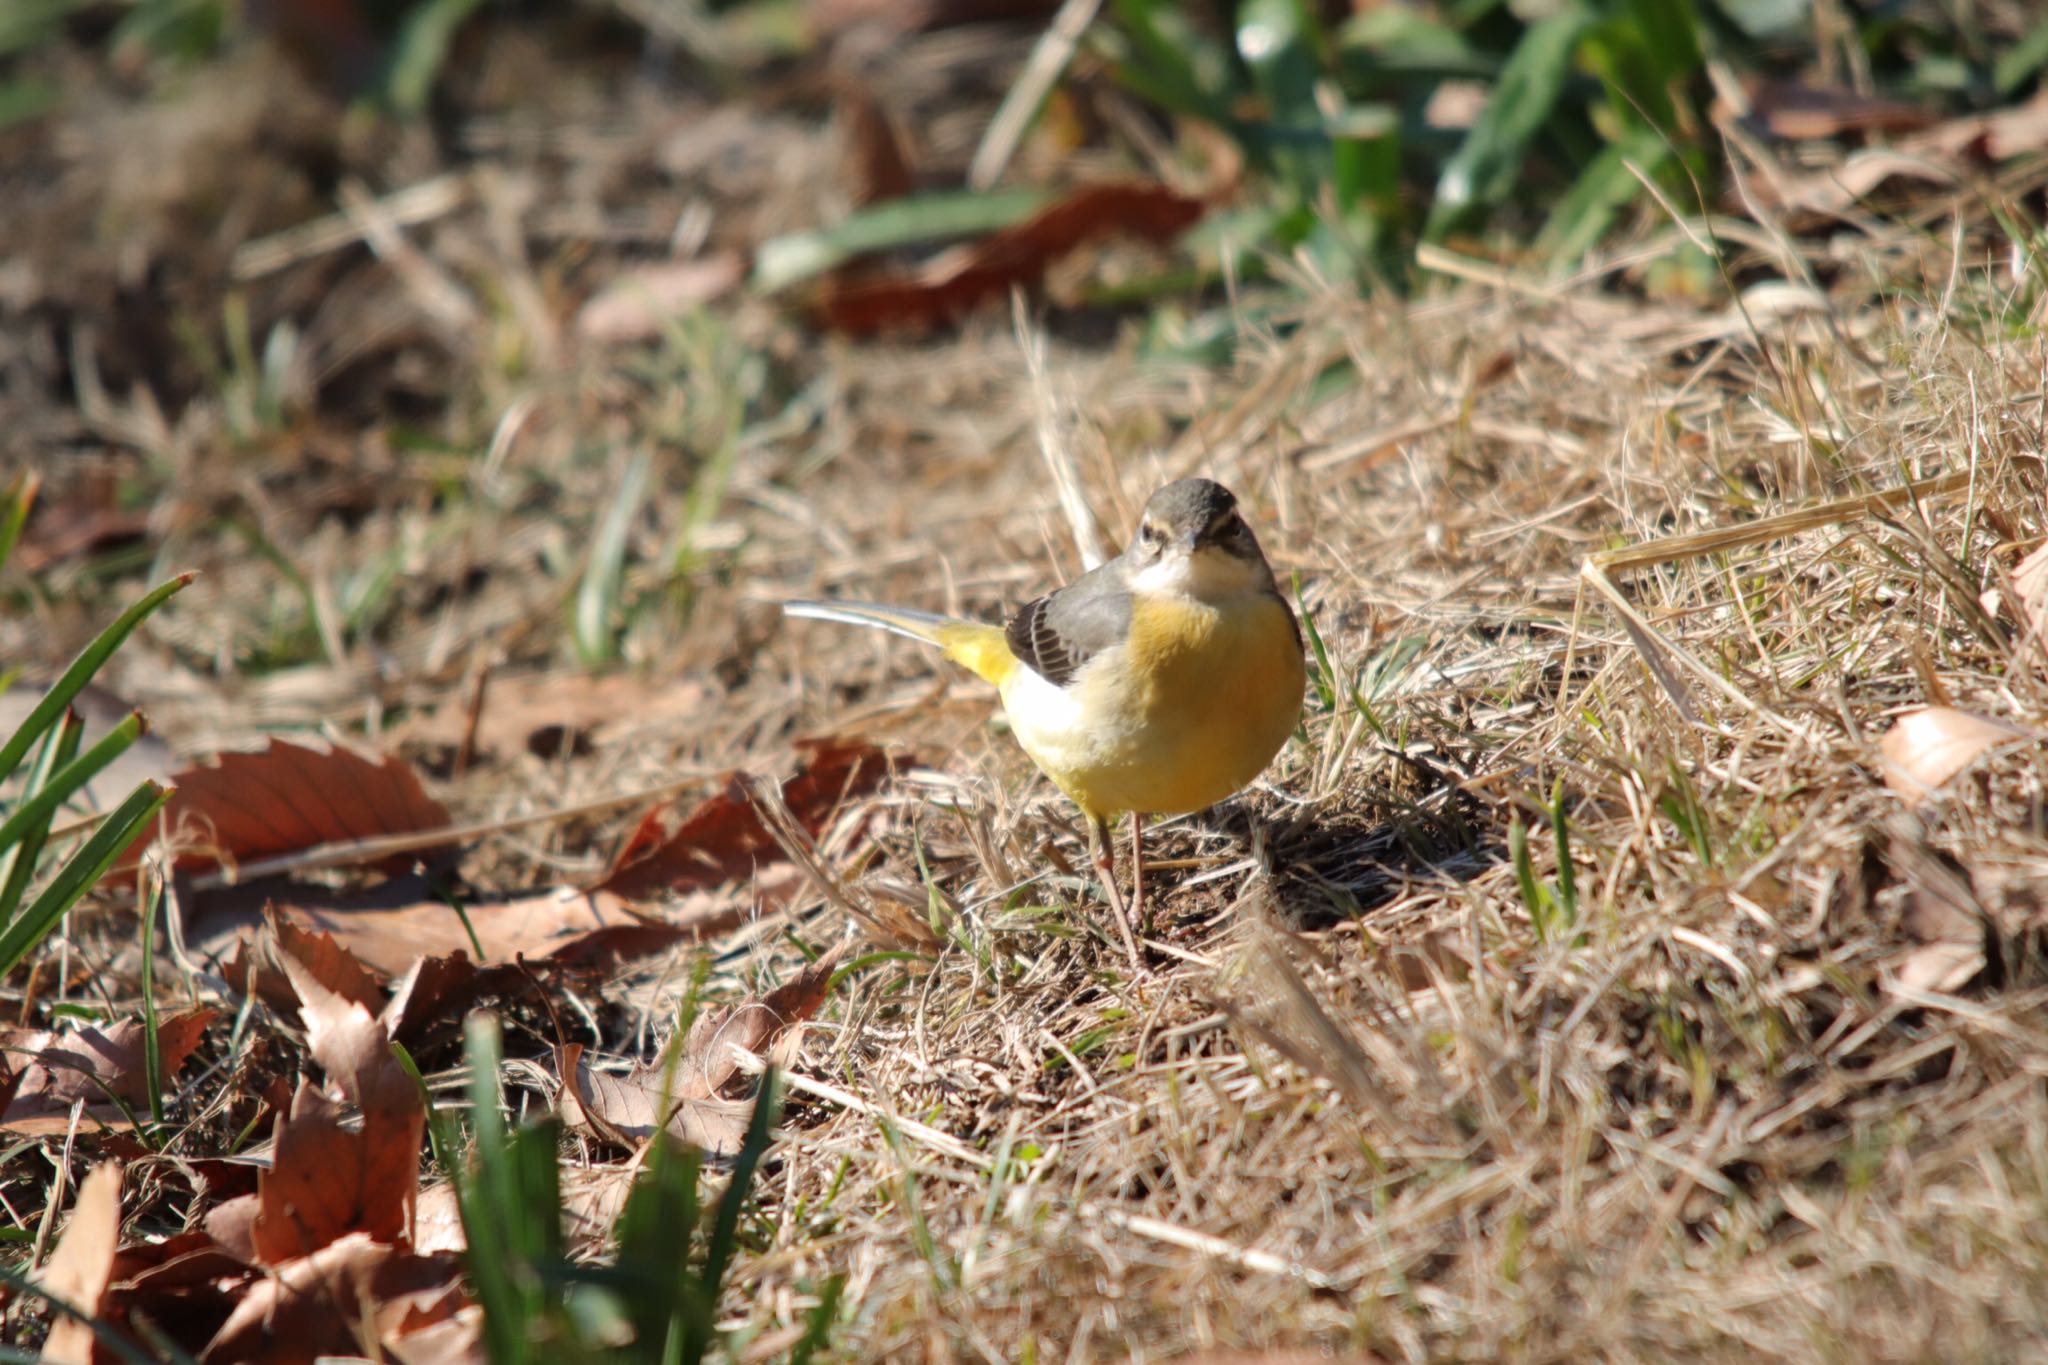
1004, 559, 1132, 687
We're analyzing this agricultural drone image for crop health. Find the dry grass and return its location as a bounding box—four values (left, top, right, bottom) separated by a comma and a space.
13, 22, 2048, 1363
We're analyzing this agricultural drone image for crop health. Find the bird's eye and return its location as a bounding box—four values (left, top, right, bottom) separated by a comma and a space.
1139, 524, 1161, 546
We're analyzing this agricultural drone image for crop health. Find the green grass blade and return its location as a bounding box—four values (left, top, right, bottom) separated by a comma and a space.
751, 188, 1049, 293
0, 780, 170, 979
457, 1013, 530, 1365
0, 711, 148, 859
385, 0, 487, 114
1996, 18, 2048, 96
141, 878, 163, 1126
699, 1070, 782, 1327
573, 452, 651, 666
0, 572, 191, 781
1425, 7, 1592, 239
0, 709, 83, 921
790, 1273, 845, 1365
0, 471, 36, 576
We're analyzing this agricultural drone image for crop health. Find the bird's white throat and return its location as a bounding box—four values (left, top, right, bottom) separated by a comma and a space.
1126, 547, 1267, 603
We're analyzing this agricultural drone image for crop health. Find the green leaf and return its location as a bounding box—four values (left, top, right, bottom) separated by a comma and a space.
702, 1070, 782, 1305
1536, 127, 1671, 265
0, 710, 148, 860
0, 472, 35, 577
751, 188, 1049, 293
0, 779, 171, 979
1426, 7, 1594, 239
0, 710, 83, 922
572, 452, 651, 666
1238, 0, 1326, 197
384, 0, 488, 115
0, 573, 191, 782
1996, 18, 2048, 96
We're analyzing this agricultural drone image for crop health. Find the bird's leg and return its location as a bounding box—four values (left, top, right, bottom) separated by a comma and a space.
1128, 810, 1146, 932
1090, 815, 1144, 972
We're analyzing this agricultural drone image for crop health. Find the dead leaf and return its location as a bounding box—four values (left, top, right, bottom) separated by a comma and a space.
556, 944, 843, 1155
575, 255, 745, 344
1, 1008, 216, 1134
248, 949, 425, 1262
35, 1162, 124, 1364
1766, 102, 2048, 223
122, 737, 453, 876
811, 182, 1205, 335
1885, 827, 1996, 995
227, 908, 387, 1018
1739, 81, 1935, 141
194, 880, 710, 978
595, 737, 900, 900
199, 1232, 470, 1365
1982, 538, 2048, 647
674, 941, 846, 1096
555, 1040, 752, 1154
838, 81, 914, 207
1879, 706, 2031, 803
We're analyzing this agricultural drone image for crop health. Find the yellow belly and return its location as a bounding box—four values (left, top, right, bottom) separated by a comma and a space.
999, 591, 1304, 819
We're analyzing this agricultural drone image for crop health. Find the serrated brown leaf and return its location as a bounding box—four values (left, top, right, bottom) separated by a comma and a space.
812, 182, 1204, 336
0, 1008, 216, 1133
35, 1162, 123, 1365
125, 738, 452, 875
221, 908, 386, 1022
595, 737, 899, 900
248, 951, 424, 1263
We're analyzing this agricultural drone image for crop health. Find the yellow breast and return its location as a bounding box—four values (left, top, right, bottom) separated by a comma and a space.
999, 590, 1304, 819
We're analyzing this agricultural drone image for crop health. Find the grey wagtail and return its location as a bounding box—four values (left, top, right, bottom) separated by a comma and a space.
785, 478, 1305, 967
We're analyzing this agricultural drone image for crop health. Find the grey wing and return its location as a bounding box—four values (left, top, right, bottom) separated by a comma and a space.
1005, 560, 1132, 688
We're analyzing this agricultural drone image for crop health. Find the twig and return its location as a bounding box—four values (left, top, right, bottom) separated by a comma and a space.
968, 0, 1103, 190
1013, 293, 1110, 570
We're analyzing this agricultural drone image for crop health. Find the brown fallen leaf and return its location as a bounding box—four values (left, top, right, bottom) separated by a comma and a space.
35, 1162, 124, 1365
557, 943, 845, 1155
838, 79, 914, 207
1, 1008, 216, 1134
245, 948, 425, 1263
1738, 80, 1935, 141
199, 1232, 471, 1365
673, 940, 847, 1096
122, 737, 453, 876
1885, 825, 1997, 995
811, 182, 1206, 335
218, 906, 481, 1042
595, 736, 900, 900
101, 1230, 249, 1355
1982, 538, 2048, 649
195, 881, 708, 980
556, 1040, 754, 1155
1879, 706, 2031, 804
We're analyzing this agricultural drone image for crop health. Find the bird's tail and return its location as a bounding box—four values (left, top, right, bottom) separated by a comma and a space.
783, 600, 1017, 686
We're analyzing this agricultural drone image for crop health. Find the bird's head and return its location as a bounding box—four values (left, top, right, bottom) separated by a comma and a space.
1123, 478, 1275, 599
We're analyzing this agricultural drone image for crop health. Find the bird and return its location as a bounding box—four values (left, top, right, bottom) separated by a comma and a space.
784, 477, 1305, 968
